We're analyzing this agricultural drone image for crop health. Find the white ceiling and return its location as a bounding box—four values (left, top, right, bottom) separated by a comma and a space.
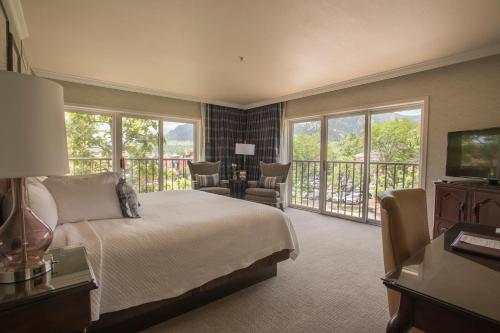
21, 0, 500, 108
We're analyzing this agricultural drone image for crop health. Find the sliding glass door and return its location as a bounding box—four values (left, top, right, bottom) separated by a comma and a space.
325, 114, 367, 220
368, 108, 422, 221
289, 103, 425, 224
290, 119, 321, 210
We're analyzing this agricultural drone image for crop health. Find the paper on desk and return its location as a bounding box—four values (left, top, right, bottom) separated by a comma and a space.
461, 235, 500, 250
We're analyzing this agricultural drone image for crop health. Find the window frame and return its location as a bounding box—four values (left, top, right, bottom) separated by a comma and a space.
64, 104, 200, 192
285, 97, 429, 224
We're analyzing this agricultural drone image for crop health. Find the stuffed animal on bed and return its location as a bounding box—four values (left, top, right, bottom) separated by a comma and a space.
116, 177, 141, 218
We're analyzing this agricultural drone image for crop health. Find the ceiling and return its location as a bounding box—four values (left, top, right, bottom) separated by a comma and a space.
21, 0, 500, 108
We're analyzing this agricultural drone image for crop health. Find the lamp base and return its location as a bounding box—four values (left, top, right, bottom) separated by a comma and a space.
0, 254, 53, 284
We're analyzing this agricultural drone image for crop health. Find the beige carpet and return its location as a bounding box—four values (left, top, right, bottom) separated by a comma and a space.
144, 208, 389, 333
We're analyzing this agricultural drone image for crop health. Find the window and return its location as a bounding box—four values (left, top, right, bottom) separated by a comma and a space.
64, 108, 197, 193
65, 112, 113, 175
122, 116, 160, 193
163, 121, 194, 190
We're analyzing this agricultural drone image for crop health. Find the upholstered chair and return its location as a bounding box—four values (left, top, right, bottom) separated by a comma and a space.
245, 162, 291, 210
187, 161, 230, 196
379, 188, 430, 333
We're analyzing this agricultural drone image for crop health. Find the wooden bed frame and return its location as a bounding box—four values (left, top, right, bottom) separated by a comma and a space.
88, 249, 291, 333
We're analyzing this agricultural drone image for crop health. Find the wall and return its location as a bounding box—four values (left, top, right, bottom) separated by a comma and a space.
55, 80, 202, 120
286, 54, 500, 222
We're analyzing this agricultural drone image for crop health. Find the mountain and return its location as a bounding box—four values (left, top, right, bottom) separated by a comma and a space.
166, 124, 193, 141
294, 110, 421, 140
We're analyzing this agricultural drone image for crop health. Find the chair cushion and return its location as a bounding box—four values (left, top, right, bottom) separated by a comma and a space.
200, 187, 230, 195
195, 173, 219, 187
245, 187, 279, 198
245, 194, 277, 204
258, 176, 279, 189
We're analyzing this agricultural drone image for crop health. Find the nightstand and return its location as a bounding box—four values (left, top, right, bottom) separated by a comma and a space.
0, 245, 97, 333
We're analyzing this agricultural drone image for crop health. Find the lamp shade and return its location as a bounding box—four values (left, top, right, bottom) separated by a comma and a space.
0, 71, 69, 178
235, 143, 255, 156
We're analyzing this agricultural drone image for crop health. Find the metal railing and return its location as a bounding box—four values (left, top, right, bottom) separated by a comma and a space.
291, 160, 321, 209
291, 160, 419, 221
325, 161, 365, 218
163, 158, 192, 191
68, 157, 192, 193
368, 162, 419, 221
69, 157, 113, 175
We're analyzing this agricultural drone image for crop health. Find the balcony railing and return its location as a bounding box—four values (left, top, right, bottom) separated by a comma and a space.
69, 157, 113, 175
68, 157, 192, 193
291, 160, 419, 221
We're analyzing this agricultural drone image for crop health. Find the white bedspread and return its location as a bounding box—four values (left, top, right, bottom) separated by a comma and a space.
51, 190, 298, 321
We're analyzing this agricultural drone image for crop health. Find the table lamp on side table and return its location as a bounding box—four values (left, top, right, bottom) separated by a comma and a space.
0, 71, 68, 283
235, 143, 255, 181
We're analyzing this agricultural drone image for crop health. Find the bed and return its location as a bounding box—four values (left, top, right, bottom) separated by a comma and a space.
49, 189, 299, 332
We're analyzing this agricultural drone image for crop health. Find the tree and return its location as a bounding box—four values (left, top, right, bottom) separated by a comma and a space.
371, 118, 420, 162
65, 112, 113, 174
292, 132, 321, 161
66, 112, 112, 158
65, 114, 195, 193
291, 117, 421, 206
122, 117, 159, 158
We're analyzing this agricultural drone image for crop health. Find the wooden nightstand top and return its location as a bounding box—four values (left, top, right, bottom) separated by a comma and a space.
0, 245, 97, 312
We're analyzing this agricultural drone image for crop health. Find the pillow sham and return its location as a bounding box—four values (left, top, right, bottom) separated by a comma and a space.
258, 176, 279, 189
116, 177, 140, 218
43, 172, 122, 224
195, 173, 219, 187
1, 178, 59, 231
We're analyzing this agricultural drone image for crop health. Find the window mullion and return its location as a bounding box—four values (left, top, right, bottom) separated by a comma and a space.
158, 120, 164, 191
113, 114, 123, 173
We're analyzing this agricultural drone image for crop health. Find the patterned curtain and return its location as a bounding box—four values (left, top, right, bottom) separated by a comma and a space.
204, 103, 283, 181
245, 103, 283, 180
205, 104, 246, 179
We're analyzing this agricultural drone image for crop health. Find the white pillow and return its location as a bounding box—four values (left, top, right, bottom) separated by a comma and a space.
1, 178, 59, 231
43, 172, 122, 224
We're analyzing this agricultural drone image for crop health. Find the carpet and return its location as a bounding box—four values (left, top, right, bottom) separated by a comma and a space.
143, 208, 389, 333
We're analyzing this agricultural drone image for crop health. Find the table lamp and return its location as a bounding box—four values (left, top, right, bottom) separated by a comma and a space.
235, 143, 255, 177
0, 71, 68, 283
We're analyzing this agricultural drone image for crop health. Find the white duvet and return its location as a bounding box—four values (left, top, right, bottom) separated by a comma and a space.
51, 190, 299, 321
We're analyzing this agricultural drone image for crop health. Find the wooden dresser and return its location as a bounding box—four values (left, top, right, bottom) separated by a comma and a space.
433, 181, 500, 238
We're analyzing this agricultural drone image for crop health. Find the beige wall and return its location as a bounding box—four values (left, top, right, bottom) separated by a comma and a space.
286, 54, 500, 223
55, 80, 202, 119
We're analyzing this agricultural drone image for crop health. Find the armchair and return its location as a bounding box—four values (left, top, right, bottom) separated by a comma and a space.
187, 160, 230, 196
244, 161, 291, 210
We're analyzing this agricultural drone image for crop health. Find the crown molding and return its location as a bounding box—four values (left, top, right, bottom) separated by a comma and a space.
33, 68, 246, 109
242, 43, 500, 109
2, 0, 29, 40
34, 43, 500, 110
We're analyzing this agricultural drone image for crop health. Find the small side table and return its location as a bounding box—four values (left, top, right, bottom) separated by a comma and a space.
0, 245, 97, 333
229, 179, 248, 199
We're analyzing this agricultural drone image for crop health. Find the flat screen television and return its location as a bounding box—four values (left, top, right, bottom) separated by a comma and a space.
446, 127, 500, 182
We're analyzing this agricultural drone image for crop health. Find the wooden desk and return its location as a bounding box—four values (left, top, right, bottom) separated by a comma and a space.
383, 223, 500, 333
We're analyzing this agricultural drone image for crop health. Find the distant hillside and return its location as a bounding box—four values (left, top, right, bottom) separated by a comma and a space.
294, 110, 420, 140
166, 124, 193, 141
